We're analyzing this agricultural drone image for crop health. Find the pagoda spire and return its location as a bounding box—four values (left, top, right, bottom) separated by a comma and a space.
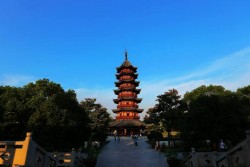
125, 49, 128, 60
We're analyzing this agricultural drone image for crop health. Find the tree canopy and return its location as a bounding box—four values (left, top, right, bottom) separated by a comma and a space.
183, 85, 231, 102
144, 85, 250, 150
79, 98, 112, 143
0, 79, 111, 151
144, 89, 185, 146
182, 85, 250, 149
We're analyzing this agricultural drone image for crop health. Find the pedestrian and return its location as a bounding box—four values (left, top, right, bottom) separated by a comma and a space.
114, 130, 117, 141
219, 140, 226, 151
134, 136, 138, 146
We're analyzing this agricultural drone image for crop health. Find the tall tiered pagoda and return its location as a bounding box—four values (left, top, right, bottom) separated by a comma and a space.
109, 51, 145, 136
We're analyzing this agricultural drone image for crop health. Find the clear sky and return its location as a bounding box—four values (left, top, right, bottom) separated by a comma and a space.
1, 0, 250, 118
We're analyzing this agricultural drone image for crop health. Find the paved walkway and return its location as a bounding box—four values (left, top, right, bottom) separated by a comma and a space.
96, 136, 169, 167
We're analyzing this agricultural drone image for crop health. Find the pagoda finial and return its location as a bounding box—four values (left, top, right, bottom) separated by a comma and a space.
125, 49, 128, 60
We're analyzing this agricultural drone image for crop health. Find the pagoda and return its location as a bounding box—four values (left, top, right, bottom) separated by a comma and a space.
109, 51, 145, 136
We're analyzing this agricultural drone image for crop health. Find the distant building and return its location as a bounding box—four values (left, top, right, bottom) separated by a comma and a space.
109, 51, 146, 136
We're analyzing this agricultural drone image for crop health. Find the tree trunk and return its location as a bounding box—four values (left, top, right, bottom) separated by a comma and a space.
167, 131, 171, 147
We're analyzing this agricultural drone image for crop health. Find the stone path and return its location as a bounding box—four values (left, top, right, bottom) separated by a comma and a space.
96, 136, 169, 167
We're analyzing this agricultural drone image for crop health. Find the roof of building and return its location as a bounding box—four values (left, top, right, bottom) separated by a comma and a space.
115, 80, 140, 87
112, 108, 143, 113
116, 51, 137, 71
115, 73, 138, 79
109, 119, 146, 128
114, 88, 141, 95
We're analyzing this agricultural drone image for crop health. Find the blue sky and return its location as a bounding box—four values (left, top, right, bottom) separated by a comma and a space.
1, 0, 250, 118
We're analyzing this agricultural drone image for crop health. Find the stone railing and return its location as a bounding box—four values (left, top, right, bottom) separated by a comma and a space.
0, 132, 87, 167
50, 149, 87, 167
0, 132, 56, 167
183, 130, 250, 167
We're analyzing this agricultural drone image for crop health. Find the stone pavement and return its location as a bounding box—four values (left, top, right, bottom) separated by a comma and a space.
96, 136, 169, 167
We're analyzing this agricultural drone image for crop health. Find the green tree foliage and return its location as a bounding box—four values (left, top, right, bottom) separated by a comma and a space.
147, 130, 163, 141
0, 79, 91, 150
79, 98, 111, 143
143, 108, 160, 125
182, 85, 250, 149
237, 85, 250, 126
0, 86, 27, 140
146, 89, 185, 146
237, 85, 250, 97
145, 123, 164, 142
145, 85, 250, 150
183, 85, 231, 102
156, 89, 185, 135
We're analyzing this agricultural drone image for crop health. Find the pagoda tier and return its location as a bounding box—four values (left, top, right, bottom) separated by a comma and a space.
115, 73, 138, 80
115, 80, 140, 87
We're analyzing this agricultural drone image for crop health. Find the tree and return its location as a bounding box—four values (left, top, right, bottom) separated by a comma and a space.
183, 85, 231, 102
237, 85, 250, 128
0, 86, 26, 140
181, 86, 250, 150
237, 85, 250, 96
80, 98, 111, 143
1, 79, 116, 150
143, 108, 160, 125
153, 89, 185, 146
25, 79, 90, 150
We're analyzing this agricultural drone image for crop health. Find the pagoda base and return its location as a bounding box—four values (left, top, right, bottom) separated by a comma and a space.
109, 119, 146, 136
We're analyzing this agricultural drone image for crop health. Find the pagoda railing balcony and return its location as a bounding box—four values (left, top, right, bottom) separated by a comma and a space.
119, 77, 134, 80
116, 73, 138, 78
116, 71, 133, 75
119, 86, 135, 89
118, 95, 137, 98
119, 93, 134, 95
118, 79, 135, 82
120, 70, 135, 74
120, 69, 133, 73
116, 116, 140, 120
117, 105, 138, 108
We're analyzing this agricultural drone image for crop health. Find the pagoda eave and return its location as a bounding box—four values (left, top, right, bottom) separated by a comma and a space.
113, 88, 141, 95
112, 108, 144, 113
116, 66, 137, 72
109, 119, 146, 128
116, 73, 138, 76
115, 81, 140, 87
113, 98, 142, 103
116, 76, 138, 80
115, 73, 138, 79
